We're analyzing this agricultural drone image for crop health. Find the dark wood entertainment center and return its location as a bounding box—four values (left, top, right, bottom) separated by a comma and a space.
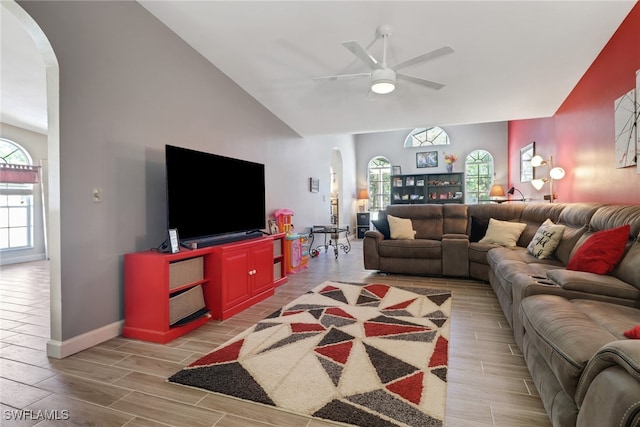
122, 234, 286, 343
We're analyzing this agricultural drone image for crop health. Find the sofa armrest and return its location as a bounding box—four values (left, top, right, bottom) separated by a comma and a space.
363, 230, 384, 270
364, 229, 384, 242
442, 234, 469, 277
547, 269, 640, 301
575, 340, 640, 427
576, 340, 640, 404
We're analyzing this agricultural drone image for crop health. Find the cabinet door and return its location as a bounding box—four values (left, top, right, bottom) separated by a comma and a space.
252, 241, 274, 295
220, 249, 251, 310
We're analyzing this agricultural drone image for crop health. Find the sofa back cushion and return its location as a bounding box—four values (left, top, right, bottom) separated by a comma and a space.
517, 203, 565, 247
615, 234, 640, 291
554, 203, 603, 265
571, 205, 640, 289
443, 204, 468, 235
386, 204, 444, 240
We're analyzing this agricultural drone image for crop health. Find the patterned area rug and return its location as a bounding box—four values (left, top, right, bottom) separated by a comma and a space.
169, 281, 451, 427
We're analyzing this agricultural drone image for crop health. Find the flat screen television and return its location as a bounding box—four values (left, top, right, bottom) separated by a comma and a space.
165, 144, 266, 245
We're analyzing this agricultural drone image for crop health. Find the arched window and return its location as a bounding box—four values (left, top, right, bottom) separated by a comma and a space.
403, 127, 450, 147
465, 150, 494, 204
0, 138, 36, 250
367, 157, 391, 219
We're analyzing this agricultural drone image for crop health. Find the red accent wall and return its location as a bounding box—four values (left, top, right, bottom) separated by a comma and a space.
508, 2, 640, 204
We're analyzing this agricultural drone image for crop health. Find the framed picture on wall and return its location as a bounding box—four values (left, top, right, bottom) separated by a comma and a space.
520, 142, 535, 182
416, 151, 438, 168
392, 165, 402, 175
309, 177, 319, 193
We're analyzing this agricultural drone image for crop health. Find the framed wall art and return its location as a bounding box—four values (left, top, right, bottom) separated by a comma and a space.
416, 151, 438, 168
614, 88, 637, 168
309, 177, 319, 193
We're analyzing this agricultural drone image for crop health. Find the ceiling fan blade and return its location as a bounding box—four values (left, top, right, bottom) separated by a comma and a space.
397, 74, 445, 90
342, 40, 382, 71
312, 72, 371, 81
394, 46, 454, 71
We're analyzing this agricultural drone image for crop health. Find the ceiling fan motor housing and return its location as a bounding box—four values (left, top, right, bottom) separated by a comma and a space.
371, 68, 396, 94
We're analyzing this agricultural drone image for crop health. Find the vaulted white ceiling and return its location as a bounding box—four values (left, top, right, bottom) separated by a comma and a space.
2, 1, 636, 137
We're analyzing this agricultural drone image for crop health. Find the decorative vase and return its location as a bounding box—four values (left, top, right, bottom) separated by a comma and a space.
446, 163, 453, 173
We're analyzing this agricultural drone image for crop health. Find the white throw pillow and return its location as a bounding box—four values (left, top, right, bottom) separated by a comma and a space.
478, 218, 527, 247
527, 219, 565, 259
387, 215, 416, 240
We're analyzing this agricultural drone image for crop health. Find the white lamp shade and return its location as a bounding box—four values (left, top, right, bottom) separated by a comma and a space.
531, 178, 546, 190
530, 155, 545, 167
549, 167, 565, 180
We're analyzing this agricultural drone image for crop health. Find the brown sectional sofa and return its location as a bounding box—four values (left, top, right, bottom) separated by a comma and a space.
363, 202, 640, 427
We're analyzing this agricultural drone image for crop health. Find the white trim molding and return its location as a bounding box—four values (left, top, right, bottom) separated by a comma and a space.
46, 320, 123, 359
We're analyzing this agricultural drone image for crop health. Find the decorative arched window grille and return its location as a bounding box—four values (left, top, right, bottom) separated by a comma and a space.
403, 127, 450, 147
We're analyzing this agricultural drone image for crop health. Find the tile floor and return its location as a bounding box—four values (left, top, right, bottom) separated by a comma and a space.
0, 239, 551, 426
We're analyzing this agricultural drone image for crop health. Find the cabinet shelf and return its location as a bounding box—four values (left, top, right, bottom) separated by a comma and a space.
391, 172, 464, 204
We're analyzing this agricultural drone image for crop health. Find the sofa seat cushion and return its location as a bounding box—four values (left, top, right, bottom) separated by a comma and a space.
520, 295, 621, 400
486, 246, 564, 268
570, 300, 640, 340
378, 239, 441, 259
547, 269, 640, 301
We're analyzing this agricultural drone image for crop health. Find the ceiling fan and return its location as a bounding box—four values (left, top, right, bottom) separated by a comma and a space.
314, 24, 454, 95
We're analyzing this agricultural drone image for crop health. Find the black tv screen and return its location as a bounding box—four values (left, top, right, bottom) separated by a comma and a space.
165, 144, 266, 242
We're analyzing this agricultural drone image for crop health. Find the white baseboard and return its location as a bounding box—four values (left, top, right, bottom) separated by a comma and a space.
47, 320, 124, 359
0, 253, 47, 266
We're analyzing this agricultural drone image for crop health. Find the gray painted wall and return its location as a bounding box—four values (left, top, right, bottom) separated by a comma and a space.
18, 1, 356, 342
355, 122, 509, 197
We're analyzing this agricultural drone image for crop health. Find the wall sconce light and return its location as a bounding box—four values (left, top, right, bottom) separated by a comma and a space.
530, 155, 565, 202
357, 189, 370, 212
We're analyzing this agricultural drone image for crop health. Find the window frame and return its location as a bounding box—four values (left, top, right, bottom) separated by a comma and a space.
0, 138, 36, 251
464, 149, 494, 204
367, 156, 391, 219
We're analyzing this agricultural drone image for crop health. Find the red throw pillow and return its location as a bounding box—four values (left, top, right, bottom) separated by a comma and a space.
566, 224, 630, 274
624, 325, 640, 339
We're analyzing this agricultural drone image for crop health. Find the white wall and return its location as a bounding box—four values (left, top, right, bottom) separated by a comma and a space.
355, 122, 509, 196
0, 122, 48, 265
17, 0, 356, 349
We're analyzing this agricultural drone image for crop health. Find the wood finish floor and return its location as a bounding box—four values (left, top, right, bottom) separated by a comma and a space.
0, 239, 552, 426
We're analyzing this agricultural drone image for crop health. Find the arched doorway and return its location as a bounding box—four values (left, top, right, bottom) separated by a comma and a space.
2, 1, 62, 358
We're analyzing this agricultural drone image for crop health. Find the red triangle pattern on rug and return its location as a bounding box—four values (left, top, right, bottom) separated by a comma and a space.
315, 340, 354, 365
169, 281, 451, 427
429, 335, 449, 367
364, 321, 430, 337
386, 371, 424, 405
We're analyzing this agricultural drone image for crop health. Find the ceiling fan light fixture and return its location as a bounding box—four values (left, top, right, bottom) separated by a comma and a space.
371, 68, 396, 94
